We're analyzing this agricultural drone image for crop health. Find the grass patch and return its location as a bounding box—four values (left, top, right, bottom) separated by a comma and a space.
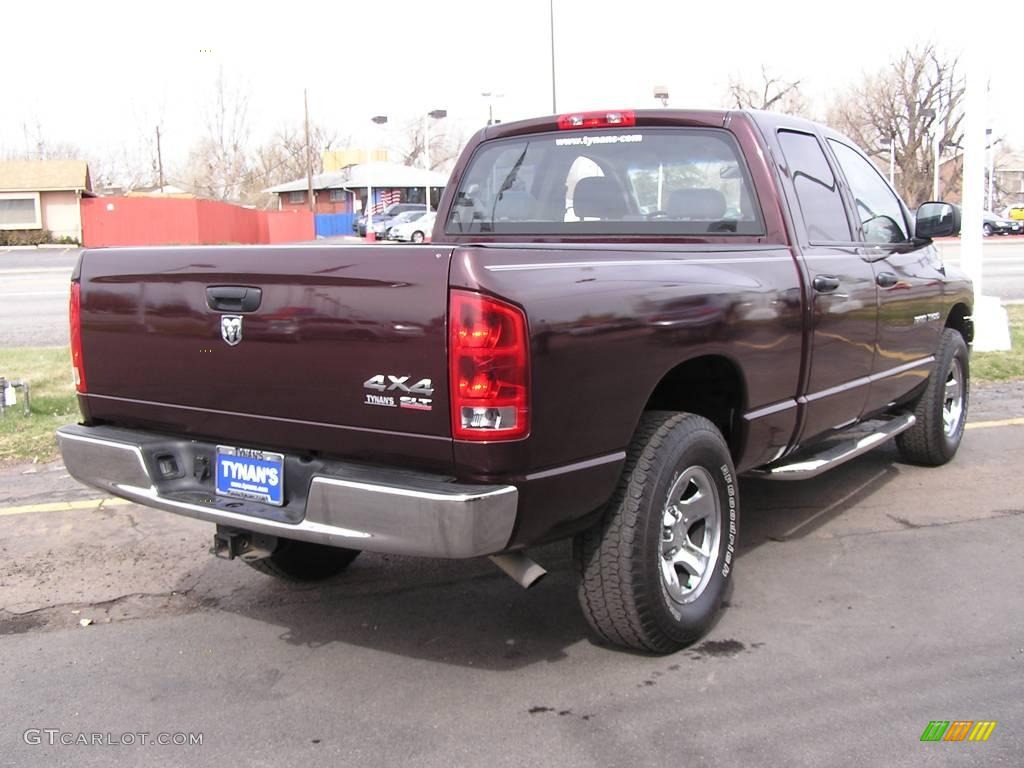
0, 346, 77, 464
972, 305, 1024, 382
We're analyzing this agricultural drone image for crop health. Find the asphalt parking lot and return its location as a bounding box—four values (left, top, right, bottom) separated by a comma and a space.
1, 382, 1022, 767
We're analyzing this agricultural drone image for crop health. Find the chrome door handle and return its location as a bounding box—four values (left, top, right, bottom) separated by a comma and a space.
876, 272, 899, 288
812, 275, 841, 293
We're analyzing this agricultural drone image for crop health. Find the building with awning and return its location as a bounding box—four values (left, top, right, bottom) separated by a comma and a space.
265, 161, 449, 215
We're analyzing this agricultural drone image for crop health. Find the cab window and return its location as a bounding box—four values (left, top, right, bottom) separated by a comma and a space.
828, 139, 909, 243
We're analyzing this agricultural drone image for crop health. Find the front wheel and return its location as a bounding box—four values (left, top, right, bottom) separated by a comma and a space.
983, 223, 993, 236
574, 412, 738, 653
896, 328, 969, 466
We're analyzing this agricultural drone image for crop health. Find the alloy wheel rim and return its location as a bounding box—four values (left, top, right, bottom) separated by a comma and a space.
943, 356, 965, 437
660, 465, 721, 605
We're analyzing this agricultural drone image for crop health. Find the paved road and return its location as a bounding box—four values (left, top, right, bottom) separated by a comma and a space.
0, 249, 80, 348
0, 241, 1023, 349
934, 238, 1024, 301
1, 383, 1021, 767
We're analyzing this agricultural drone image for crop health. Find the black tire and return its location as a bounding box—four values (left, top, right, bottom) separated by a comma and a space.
245, 538, 360, 582
411, 231, 425, 244
983, 223, 993, 236
896, 328, 969, 466
573, 412, 739, 653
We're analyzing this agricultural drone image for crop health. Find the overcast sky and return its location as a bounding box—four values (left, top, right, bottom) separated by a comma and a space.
2, 0, 992, 176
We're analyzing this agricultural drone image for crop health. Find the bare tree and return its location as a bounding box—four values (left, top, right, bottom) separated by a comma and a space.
396, 118, 464, 173
180, 69, 252, 202
827, 44, 964, 208
250, 122, 345, 201
727, 67, 810, 116
5, 120, 85, 162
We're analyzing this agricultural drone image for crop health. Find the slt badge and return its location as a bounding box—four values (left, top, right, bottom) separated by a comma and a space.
221, 315, 243, 346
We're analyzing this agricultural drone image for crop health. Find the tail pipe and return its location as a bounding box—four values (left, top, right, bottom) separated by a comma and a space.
489, 552, 547, 589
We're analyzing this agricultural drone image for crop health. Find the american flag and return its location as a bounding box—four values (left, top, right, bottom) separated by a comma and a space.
372, 189, 402, 214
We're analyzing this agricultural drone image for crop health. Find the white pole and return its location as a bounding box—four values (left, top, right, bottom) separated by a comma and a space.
424, 115, 430, 212
986, 134, 994, 212
366, 184, 373, 241
888, 140, 895, 186
932, 134, 941, 200
961, 36, 1010, 351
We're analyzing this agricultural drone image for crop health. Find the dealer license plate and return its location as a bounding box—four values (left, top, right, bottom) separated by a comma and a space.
215, 446, 284, 506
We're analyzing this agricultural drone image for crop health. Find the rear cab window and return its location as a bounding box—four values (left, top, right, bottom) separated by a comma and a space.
776, 130, 852, 243
445, 127, 765, 237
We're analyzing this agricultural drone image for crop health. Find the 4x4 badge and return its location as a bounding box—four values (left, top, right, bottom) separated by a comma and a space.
221, 315, 243, 346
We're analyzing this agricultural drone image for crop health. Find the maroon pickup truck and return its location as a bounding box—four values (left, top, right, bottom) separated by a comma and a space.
58, 109, 972, 653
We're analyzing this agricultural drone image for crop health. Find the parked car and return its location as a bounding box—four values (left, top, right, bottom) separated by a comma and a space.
383, 210, 429, 240
1001, 204, 1024, 222
390, 211, 436, 243
353, 203, 427, 237
983, 211, 1022, 236
59, 108, 971, 653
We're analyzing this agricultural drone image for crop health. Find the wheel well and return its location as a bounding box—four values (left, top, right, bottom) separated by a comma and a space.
945, 302, 974, 344
643, 355, 746, 459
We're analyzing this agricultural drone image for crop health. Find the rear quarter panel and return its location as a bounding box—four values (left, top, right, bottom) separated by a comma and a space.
451, 243, 805, 482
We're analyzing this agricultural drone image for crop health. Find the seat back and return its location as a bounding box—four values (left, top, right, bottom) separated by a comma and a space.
666, 188, 727, 219
573, 177, 629, 219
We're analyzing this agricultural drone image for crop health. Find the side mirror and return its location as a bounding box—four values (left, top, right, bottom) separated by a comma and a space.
915, 202, 960, 239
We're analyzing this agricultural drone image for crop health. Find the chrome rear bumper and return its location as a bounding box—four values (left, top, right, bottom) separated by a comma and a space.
56, 424, 518, 558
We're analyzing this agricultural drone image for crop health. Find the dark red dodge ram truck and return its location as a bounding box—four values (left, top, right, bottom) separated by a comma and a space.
58, 109, 972, 652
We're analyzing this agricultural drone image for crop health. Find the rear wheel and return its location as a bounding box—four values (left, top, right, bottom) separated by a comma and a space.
983, 223, 993, 236
411, 231, 425, 244
245, 539, 360, 582
574, 412, 738, 653
897, 328, 969, 466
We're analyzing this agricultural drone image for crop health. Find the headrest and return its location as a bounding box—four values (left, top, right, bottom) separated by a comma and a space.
666, 188, 727, 219
573, 176, 628, 219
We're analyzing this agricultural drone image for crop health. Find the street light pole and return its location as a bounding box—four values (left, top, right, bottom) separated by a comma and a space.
986, 127, 994, 211
879, 136, 895, 186
423, 109, 447, 212
920, 108, 940, 201
367, 115, 389, 241
549, 0, 557, 113
482, 92, 504, 125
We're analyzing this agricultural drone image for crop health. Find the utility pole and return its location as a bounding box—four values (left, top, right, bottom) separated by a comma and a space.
549, 0, 557, 113
304, 88, 315, 213
155, 126, 165, 191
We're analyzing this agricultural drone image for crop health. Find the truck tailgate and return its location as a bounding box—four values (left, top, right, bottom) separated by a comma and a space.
77, 245, 455, 469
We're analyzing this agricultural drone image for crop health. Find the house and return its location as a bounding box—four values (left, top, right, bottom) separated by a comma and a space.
266, 161, 448, 215
0, 160, 94, 243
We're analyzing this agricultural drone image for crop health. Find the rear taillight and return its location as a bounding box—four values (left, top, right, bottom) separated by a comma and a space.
69, 281, 86, 392
557, 110, 636, 130
449, 290, 529, 441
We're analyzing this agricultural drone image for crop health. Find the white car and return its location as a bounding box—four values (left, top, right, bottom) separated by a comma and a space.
390, 211, 436, 243
383, 210, 429, 240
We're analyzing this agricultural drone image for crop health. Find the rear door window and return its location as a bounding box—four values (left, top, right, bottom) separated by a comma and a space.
445, 128, 764, 236
777, 130, 852, 243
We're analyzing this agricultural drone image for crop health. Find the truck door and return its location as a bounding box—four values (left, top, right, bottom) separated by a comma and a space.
775, 129, 878, 441
827, 138, 945, 411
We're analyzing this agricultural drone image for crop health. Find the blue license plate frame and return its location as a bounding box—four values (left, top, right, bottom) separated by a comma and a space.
215, 445, 285, 506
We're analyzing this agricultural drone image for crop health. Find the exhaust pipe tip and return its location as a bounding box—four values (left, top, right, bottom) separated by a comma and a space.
489, 552, 547, 589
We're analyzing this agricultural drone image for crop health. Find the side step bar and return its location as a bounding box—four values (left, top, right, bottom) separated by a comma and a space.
748, 413, 916, 480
